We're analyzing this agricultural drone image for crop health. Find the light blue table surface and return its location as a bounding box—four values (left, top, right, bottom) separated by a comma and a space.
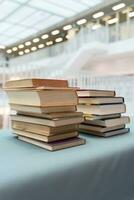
0, 126, 134, 200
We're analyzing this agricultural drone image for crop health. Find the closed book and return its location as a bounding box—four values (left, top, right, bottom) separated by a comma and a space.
79, 97, 124, 105
18, 136, 86, 151
84, 116, 130, 127
7, 89, 78, 107
79, 124, 125, 133
84, 113, 121, 120
12, 121, 78, 136
77, 104, 126, 115
10, 104, 76, 114
80, 127, 129, 137
5, 78, 68, 89
11, 115, 84, 127
13, 129, 78, 142
77, 89, 115, 97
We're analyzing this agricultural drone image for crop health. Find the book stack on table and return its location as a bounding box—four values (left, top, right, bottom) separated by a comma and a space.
5, 79, 85, 151
77, 89, 130, 137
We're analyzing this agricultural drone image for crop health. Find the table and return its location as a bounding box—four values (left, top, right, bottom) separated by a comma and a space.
0, 127, 134, 200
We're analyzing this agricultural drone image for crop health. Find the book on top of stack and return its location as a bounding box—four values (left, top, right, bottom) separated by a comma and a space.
5, 78, 85, 151
77, 89, 130, 137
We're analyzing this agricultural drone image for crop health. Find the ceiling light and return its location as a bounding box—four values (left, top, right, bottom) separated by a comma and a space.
12, 47, 18, 52
76, 18, 87, 25
102, 16, 111, 22
25, 41, 31, 46
46, 41, 53, 46
107, 18, 118, 24
63, 24, 72, 30
0, 45, 5, 49
92, 24, 102, 30
112, 3, 126, 11
31, 46, 37, 51
128, 11, 134, 18
38, 44, 45, 49
51, 30, 60, 35
122, 7, 133, 14
55, 37, 63, 43
18, 51, 24, 56
24, 49, 30, 53
18, 44, 24, 49
6, 49, 12, 54
93, 11, 104, 19
33, 38, 40, 43
41, 34, 49, 39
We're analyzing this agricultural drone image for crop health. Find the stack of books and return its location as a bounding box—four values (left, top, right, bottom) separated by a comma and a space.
5, 78, 85, 151
77, 89, 130, 137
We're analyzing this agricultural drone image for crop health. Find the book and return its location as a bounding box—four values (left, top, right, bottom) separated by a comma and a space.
84, 113, 121, 120
79, 97, 124, 105
79, 124, 125, 133
16, 111, 83, 120
80, 127, 129, 137
18, 136, 86, 151
5, 78, 68, 89
13, 129, 78, 142
12, 121, 78, 136
10, 104, 76, 114
11, 115, 84, 127
84, 116, 130, 127
77, 104, 126, 115
77, 89, 115, 97
7, 89, 78, 107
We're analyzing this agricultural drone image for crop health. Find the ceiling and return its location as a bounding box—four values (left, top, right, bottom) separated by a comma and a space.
0, 0, 103, 46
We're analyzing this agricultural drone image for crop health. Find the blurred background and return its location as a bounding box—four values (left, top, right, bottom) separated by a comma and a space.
0, 0, 134, 128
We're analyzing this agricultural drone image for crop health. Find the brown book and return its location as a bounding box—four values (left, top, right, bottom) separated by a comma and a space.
77, 104, 126, 115
18, 136, 86, 151
17, 111, 83, 119
79, 124, 125, 133
77, 89, 115, 97
11, 104, 76, 114
84, 113, 121, 120
6, 89, 78, 107
13, 129, 78, 142
84, 116, 130, 127
12, 121, 78, 136
11, 115, 84, 127
80, 127, 129, 137
5, 78, 68, 89
79, 97, 124, 105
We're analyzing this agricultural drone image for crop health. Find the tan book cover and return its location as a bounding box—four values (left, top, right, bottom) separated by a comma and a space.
77, 89, 115, 97
79, 97, 124, 105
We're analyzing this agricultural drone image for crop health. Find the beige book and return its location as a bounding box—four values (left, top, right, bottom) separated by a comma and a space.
13, 129, 78, 142
79, 97, 124, 105
18, 136, 86, 151
6, 89, 78, 107
84, 116, 130, 127
12, 121, 78, 136
77, 89, 115, 97
77, 104, 126, 115
11, 115, 84, 127
10, 104, 76, 114
84, 113, 121, 120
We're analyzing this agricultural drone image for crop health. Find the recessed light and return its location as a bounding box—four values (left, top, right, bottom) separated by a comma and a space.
128, 11, 134, 18
0, 45, 5, 49
112, 3, 126, 11
24, 49, 30, 53
18, 51, 24, 56
6, 49, 12, 54
51, 30, 60, 35
63, 24, 72, 31
92, 24, 102, 30
76, 18, 87, 25
38, 44, 45, 49
33, 38, 40, 43
31, 46, 37, 51
12, 47, 18, 52
55, 37, 63, 43
41, 34, 49, 39
25, 41, 31, 46
46, 41, 53, 46
107, 18, 118, 24
18, 44, 24, 49
93, 11, 104, 19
